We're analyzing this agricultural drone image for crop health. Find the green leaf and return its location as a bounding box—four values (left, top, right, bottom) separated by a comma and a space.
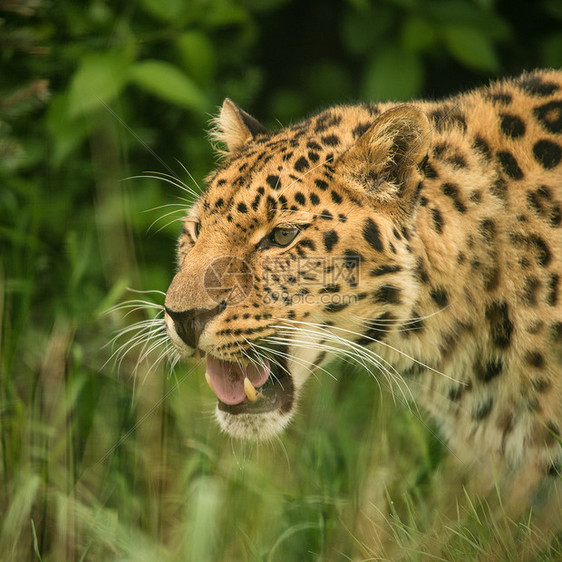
203, 1, 250, 27
128, 60, 209, 111
176, 31, 216, 86
362, 48, 423, 101
240, 0, 291, 11
68, 50, 131, 117
401, 17, 438, 53
442, 25, 499, 72
139, 0, 187, 23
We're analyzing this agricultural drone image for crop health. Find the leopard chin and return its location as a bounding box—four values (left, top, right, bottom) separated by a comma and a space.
215, 405, 294, 441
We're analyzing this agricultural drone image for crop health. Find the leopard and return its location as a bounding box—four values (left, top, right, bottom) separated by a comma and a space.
163, 69, 561, 539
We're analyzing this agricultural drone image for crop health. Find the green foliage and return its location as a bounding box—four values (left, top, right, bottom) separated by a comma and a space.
128, 60, 210, 111
1, 0, 561, 560
68, 50, 134, 117
442, 25, 500, 71
363, 46, 424, 100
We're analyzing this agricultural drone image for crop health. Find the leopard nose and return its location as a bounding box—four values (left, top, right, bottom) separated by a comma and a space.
165, 303, 224, 348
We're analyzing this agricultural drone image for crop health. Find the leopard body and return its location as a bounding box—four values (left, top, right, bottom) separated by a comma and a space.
164, 70, 562, 516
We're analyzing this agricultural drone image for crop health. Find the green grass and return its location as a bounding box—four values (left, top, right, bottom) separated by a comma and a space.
1, 156, 561, 560
2, 277, 561, 560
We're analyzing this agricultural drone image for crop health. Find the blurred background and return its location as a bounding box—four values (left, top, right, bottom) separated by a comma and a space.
1, 0, 561, 560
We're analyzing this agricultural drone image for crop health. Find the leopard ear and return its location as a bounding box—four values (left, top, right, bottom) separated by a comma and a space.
339, 105, 431, 210
210, 98, 268, 154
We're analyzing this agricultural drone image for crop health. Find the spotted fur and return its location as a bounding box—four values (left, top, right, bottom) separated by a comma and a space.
165, 71, 562, 517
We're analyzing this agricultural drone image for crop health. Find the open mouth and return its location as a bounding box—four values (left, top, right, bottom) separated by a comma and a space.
204, 349, 293, 415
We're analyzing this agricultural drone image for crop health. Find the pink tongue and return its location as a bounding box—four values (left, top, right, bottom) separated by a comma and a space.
206, 356, 271, 405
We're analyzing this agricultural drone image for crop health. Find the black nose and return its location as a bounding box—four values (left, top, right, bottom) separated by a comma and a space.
165, 304, 223, 348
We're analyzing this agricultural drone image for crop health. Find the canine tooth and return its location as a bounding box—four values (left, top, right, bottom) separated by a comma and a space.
244, 377, 260, 402
205, 372, 214, 393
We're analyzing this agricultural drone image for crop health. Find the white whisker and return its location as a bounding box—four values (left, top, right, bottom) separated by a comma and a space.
145, 208, 186, 231
276, 319, 460, 384
142, 169, 200, 197
176, 159, 202, 192
263, 324, 463, 463
124, 288, 166, 296
142, 201, 190, 212
127, 171, 199, 199
105, 290, 177, 388
352, 306, 449, 327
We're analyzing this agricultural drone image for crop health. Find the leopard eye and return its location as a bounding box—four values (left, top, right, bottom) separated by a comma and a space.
271, 227, 299, 247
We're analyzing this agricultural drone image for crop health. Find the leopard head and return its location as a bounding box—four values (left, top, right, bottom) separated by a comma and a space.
164, 99, 431, 440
